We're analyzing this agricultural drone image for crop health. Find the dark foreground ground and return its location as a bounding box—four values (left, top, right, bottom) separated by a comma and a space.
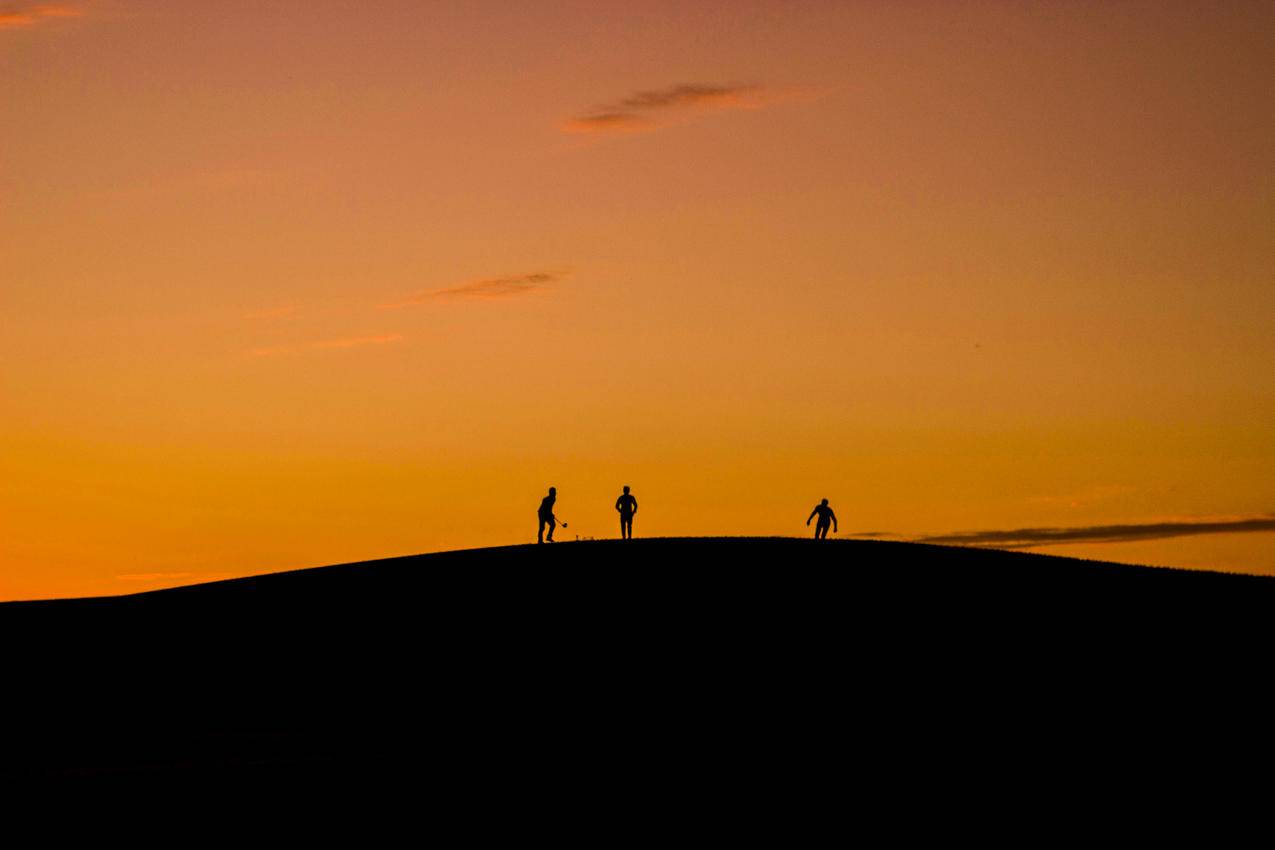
5, 537, 1274, 792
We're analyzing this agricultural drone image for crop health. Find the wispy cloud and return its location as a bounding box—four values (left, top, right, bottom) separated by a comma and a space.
562, 112, 652, 135
918, 515, 1275, 549
382, 270, 564, 308
248, 333, 404, 358
618, 84, 763, 111
0, 4, 82, 30
563, 83, 785, 135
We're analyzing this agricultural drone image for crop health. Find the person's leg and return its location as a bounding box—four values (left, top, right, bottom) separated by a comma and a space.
538, 517, 546, 544
547, 517, 556, 541
623, 517, 632, 539
817, 523, 829, 540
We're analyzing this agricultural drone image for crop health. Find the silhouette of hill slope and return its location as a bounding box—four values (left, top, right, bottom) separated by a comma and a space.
4, 537, 1272, 783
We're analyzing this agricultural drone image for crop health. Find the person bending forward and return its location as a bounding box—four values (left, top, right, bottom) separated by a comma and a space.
807, 499, 837, 540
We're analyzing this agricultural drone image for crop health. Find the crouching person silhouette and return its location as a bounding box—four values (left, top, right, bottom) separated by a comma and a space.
538, 487, 558, 544
807, 498, 837, 540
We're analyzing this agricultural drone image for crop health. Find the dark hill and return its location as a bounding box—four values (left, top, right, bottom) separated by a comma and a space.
4, 537, 1271, 785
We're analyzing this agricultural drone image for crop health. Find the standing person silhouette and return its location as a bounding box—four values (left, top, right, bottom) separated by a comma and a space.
807, 498, 837, 540
538, 487, 558, 544
615, 485, 638, 540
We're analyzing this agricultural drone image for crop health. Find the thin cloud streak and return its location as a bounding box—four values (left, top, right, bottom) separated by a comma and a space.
563, 82, 781, 135
618, 83, 763, 110
918, 516, 1275, 548
382, 271, 564, 307
248, 333, 404, 357
0, 4, 82, 29
562, 112, 650, 134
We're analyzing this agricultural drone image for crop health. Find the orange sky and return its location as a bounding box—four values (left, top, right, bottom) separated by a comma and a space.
3, 1, 1273, 599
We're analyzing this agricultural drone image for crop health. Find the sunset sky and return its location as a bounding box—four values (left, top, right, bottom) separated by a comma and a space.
4, 1, 1273, 599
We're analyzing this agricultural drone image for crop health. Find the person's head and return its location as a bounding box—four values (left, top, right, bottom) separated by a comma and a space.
821, 498, 828, 506
623, 485, 630, 494
549, 487, 556, 496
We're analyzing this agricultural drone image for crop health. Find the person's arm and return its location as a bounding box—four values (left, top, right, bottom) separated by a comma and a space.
631, 497, 637, 515
807, 508, 817, 525
615, 497, 622, 512
830, 510, 838, 533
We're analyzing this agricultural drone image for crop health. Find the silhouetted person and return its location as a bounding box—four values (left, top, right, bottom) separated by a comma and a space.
615, 485, 638, 540
538, 487, 558, 544
807, 499, 837, 540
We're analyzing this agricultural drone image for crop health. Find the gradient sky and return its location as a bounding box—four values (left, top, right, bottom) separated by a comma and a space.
3, 0, 1273, 599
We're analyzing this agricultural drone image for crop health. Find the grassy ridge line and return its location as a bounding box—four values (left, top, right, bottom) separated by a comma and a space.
3, 535, 1271, 608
